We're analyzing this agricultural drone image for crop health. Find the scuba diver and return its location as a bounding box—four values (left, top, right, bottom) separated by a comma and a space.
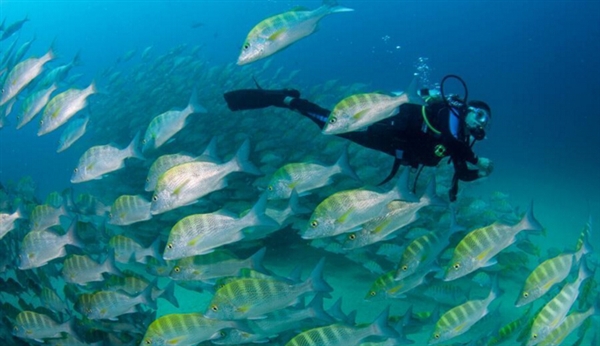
223, 75, 493, 202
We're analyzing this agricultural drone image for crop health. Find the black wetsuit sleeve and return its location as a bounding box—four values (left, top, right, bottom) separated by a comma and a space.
288, 98, 330, 129
453, 159, 479, 181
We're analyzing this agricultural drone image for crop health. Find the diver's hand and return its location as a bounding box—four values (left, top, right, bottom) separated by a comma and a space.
477, 157, 493, 177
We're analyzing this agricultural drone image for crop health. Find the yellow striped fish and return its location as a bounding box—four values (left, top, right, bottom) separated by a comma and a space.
40, 287, 69, 315
18, 217, 82, 270
344, 177, 446, 251
145, 153, 197, 192
428, 283, 499, 344
0, 49, 54, 106
12, 311, 73, 342
302, 168, 413, 239
486, 305, 532, 346
163, 195, 277, 260
515, 230, 591, 307
85, 283, 156, 320
16, 83, 57, 130
526, 264, 591, 346
394, 226, 457, 281
107, 235, 160, 264
444, 203, 543, 281
170, 247, 267, 282
323, 92, 410, 134
537, 304, 598, 346
38, 82, 96, 136
150, 139, 261, 215
61, 253, 121, 285
0, 207, 25, 239
29, 203, 68, 232
108, 194, 152, 226
366, 267, 435, 301
205, 258, 332, 320
237, 0, 354, 65
141, 91, 206, 152
284, 306, 398, 346
141, 313, 248, 345
266, 148, 359, 200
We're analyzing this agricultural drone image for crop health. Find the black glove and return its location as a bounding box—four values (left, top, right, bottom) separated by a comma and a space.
224, 88, 300, 111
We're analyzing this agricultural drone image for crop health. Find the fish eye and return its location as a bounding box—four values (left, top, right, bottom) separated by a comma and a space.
211, 305, 218, 312
434, 334, 440, 339
453, 263, 461, 270
267, 186, 273, 191
402, 265, 408, 271
173, 266, 180, 273
39, 120, 44, 125
523, 292, 529, 298
329, 117, 337, 124
348, 233, 356, 240
532, 334, 537, 339
310, 220, 318, 228
220, 331, 227, 337
369, 291, 376, 297
167, 243, 173, 249
74, 168, 79, 172
145, 339, 152, 345
152, 195, 158, 201
243, 43, 250, 50
146, 178, 150, 182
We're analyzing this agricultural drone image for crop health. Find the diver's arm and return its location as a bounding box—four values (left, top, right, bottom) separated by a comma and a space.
453, 159, 480, 182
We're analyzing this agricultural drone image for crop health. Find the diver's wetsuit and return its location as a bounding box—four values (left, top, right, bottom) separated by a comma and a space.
287, 98, 480, 182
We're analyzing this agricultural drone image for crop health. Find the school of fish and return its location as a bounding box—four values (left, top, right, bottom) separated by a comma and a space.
1, 2, 599, 346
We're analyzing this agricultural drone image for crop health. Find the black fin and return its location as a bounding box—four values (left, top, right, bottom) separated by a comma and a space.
377, 158, 402, 186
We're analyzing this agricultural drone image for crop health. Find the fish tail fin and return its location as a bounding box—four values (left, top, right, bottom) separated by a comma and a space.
576, 260, 592, 284
146, 237, 162, 263
488, 275, 502, 302
575, 217, 594, 262
186, 88, 207, 114
370, 306, 400, 339
448, 205, 466, 235
60, 215, 84, 249
86, 80, 96, 95
322, 0, 354, 13
199, 136, 221, 162
158, 280, 180, 308
308, 257, 333, 294
517, 201, 544, 235
126, 132, 144, 161
334, 146, 361, 181
421, 175, 448, 208
14, 202, 28, 220
71, 50, 83, 67
289, 189, 311, 214
307, 294, 335, 323
246, 193, 279, 228
249, 247, 269, 274
232, 139, 262, 175
393, 168, 416, 202
103, 248, 123, 277
142, 279, 158, 310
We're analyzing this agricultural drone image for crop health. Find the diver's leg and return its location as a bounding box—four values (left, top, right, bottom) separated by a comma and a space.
286, 98, 330, 129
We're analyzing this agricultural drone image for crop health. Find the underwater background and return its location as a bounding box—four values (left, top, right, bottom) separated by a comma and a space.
1, 0, 599, 345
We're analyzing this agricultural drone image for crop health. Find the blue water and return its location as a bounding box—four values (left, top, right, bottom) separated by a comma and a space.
1, 0, 599, 344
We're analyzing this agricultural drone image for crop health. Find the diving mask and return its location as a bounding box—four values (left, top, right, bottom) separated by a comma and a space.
466, 107, 490, 140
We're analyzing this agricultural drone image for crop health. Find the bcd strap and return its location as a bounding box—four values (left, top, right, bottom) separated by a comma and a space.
449, 173, 459, 202
377, 158, 402, 186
